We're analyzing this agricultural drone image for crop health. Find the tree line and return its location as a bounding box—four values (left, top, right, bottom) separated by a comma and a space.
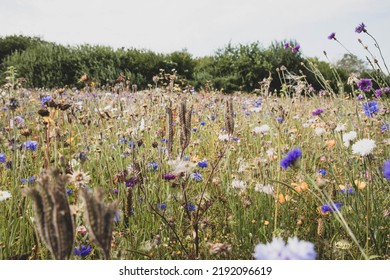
0, 35, 367, 93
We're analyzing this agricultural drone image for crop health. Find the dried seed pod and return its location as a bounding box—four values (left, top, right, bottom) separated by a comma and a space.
317, 218, 325, 237
225, 97, 234, 136
80, 188, 118, 259
27, 168, 74, 260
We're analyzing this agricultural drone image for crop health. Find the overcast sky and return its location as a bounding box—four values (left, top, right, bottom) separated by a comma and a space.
1, 0, 389, 64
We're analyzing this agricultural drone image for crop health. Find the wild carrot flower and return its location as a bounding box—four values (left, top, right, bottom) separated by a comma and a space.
280, 148, 302, 169
352, 139, 376, 156
357, 78, 372, 92
383, 160, 390, 180
74, 245, 91, 257
253, 237, 316, 260
355, 22, 366, 33
362, 101, 379, 117
0, 190, 12, 201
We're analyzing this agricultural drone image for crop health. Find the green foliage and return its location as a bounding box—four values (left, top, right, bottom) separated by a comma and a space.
0, 35, 43, 63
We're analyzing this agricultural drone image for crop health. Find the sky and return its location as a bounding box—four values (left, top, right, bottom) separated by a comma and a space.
1, 0, 390, 64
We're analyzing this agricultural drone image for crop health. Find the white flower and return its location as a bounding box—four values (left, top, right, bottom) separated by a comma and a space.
352, 139, 376, 156
218, 133, 230, 141
167, 157, 196, 175
343, 131, 357, 147
254, 184, 274, 195
231, 179, 247, 190
249, 107, 261, 112
314, 127, 326, 136
253, 237, 316, 260
253, 124, 270, 134
335, 123, 347, 132
0, 190, 12, 201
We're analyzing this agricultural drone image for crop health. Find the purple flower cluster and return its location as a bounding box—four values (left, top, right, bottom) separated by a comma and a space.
280, 148, 302, 170
357, 78, 372, 92
162, 173, 176, 180
311, 108, 324, 116
125, 177, 138, 188
355, 22, 366, 33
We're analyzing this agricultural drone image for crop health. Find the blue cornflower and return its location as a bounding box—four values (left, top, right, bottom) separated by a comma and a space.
23, 140, 38, 151
191, 172, 202, 182
66, 189, 73, 195
381, 124, 389, 132
0, 153, 6, 163
119, 138, 127, 145
211, 116, 216, 121
339, 187, 355, 195
192, 127, 198, 132
321, 202, 343, 213
200, 121, 206, 126
362, 101, 379, 117
317, 169, 327, 176
148, 161, 158, 171
232, 137, 240, 142
197, 160, 208, 168
357, 78, 372, 92
277, 117, 284, 123
186, 203, 196, 212
74, 245, 91, 257
280, 148, 302, 170
355, 22, 366, 33
161, 138, 168, 143
245, 112, 251, 116
78, 152, 87, 162
20, 176, 36, 184
41, 95, 52, 105
157, 203, 167, 211
383, 160, 390, 180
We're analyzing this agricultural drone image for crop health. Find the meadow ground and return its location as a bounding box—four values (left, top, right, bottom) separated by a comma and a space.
0, 83, 389, 260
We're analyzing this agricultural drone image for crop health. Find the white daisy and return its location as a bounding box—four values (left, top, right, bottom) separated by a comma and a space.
254, 184, 274, 195
352, 139, 376, 156
0, 190, 12, 201
253, 124, 270, 134
231, 179, 247, 190
218, 133, 230, 141
343, 131, 357, 147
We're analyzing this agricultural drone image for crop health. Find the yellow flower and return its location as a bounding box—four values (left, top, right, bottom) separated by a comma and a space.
354, 180, 366, 190
326, 139, 336, 148
291, 181, 308, 192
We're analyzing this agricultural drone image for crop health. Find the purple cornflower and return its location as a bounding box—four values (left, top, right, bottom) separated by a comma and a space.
280, 148, 302, 170
357, 78, 372, 92
197, 160, 208, 168
291, 44, 300, 53
375, 88, 383, 98
311, 108, 324, 116
321, 202, 343, 213
356, 94, 364, 101
362, 101, 379, 117
192, 127, 198, 132
186, 203, 196, 212
355, 22, 366, 33
211, 116, 216, 121
328, 32, 336, 40
74, 245, 91, 257
148, 161, 158, 171
125, 177, 138, 188
157, 203, 167, 211
383, 160, 390, 180
277, 117, 284, 123
191, 172, 202, 182
283, 42, 290, 49
381, 124, 389, 132
200, 121, 206, 126
0, 153, 6, 163
162, 173, 176, 180
41, 95, 52, 105
23, 140, 38, 151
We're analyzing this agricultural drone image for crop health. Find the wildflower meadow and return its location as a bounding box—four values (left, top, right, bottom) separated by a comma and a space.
0, 23, 389, 261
